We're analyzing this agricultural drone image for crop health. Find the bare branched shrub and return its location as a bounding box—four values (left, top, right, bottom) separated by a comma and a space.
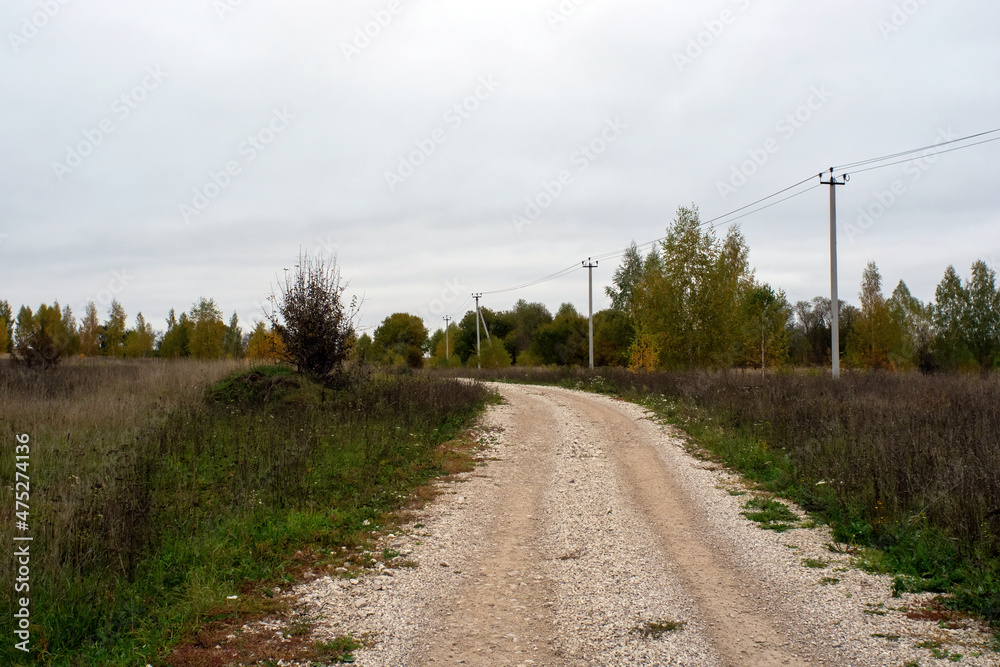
267, 252, 359, 382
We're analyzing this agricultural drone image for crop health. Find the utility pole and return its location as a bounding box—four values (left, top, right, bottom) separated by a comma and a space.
820, 168, 849, 379
443, 315, 451, 361
473, 293, 482, 369
582, 258, 598, 370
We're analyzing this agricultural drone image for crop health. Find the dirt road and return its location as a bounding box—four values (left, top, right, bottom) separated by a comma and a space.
299, 384, 996, 666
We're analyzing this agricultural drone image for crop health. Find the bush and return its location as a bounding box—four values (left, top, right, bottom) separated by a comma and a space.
267, 252, 358, 383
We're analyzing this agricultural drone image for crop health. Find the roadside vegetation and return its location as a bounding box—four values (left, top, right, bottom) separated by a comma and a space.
0, 360, 488, 665
453, 366, 1000, 638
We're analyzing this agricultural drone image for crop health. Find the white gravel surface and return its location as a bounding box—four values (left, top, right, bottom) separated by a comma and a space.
286, 383, 998, 666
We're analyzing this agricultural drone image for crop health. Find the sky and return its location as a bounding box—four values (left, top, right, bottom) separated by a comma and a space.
2, 0, 998, 336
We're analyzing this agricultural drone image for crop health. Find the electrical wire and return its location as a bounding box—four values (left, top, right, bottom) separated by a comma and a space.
844, 135, 1000, 176
833, 128, 1000, 171
445, 294, 473, 320
703, 183, 822, 228
590, 179, 821, 264
466, 128, 999, 303
481, 262, 582, 295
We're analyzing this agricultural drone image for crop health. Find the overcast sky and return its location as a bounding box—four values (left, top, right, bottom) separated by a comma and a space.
2, 0, 998, 335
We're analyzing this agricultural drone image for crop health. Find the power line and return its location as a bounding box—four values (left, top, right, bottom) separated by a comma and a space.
445, 293, 473, 319
467, 128, 999, 305
833, 127, 1000, 171
481, 262, 582, 295
843, 135, 1000, 176
591, 180, 822, 265
702, 174, 816, 227
703, 182, 822, 228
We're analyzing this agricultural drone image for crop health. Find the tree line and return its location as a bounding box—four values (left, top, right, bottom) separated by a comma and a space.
4, 207, 997, 372
362, 206, 999, 373
0, 297, 287, 368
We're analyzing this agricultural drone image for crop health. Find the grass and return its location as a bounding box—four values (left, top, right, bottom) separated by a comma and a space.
314, 634, 363, 662
0, 360, 489, 665
741, 496, 799, 532
448, 366, 1000, 637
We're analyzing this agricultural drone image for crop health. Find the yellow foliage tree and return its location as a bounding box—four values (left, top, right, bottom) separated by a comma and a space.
246, 322, 286, 361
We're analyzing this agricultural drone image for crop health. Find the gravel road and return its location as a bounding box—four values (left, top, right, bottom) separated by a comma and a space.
295, 383, 998, 666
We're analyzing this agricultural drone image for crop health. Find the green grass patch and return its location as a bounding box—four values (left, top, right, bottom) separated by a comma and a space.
741, 496, 799, 532
314, 634, 364, 662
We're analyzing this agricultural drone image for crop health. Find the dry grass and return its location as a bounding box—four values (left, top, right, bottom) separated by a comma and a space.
0, 359, 241, 583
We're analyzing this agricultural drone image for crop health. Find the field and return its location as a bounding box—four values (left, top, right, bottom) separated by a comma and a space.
451, 366, 1000, 631
0, 359, 489, 665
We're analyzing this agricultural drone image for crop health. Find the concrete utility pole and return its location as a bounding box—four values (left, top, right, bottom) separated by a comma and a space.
473, 293, 482, 369
582, 258, 598, 370
443, 315, 451, 361
820, 168, 849, 379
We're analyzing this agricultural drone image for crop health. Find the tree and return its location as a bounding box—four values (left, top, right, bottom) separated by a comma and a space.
475, 336, 512, 369
352, 332, 373, 364
789, 297, 830, 365
606, 242, 645, 314
0, 300, 12, 353
593, 309, 635, 366
0, 316, 8, 357
454, 307, 512, 364
503, 300, 551, 364
932, 265, 973, 370
847, 261, 894, 369
11, 304, 61, 368
245, 321, 285, 361
124, 313, 155, 358
739, 283, 790, 371
887, 280, 933, 370
966, 260, 999, 371
633, 205, 752, 369
102, 300, 127, 358
80, 302, 100, 356
267, 252, 357, 380
428, 323, 461, 368
59, 305, 80, 356
159, 309, 193, 358
222, 311, 244, 359
372, 313, 429, 368
529, 303, 588, 366
188, 298, 226, 359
